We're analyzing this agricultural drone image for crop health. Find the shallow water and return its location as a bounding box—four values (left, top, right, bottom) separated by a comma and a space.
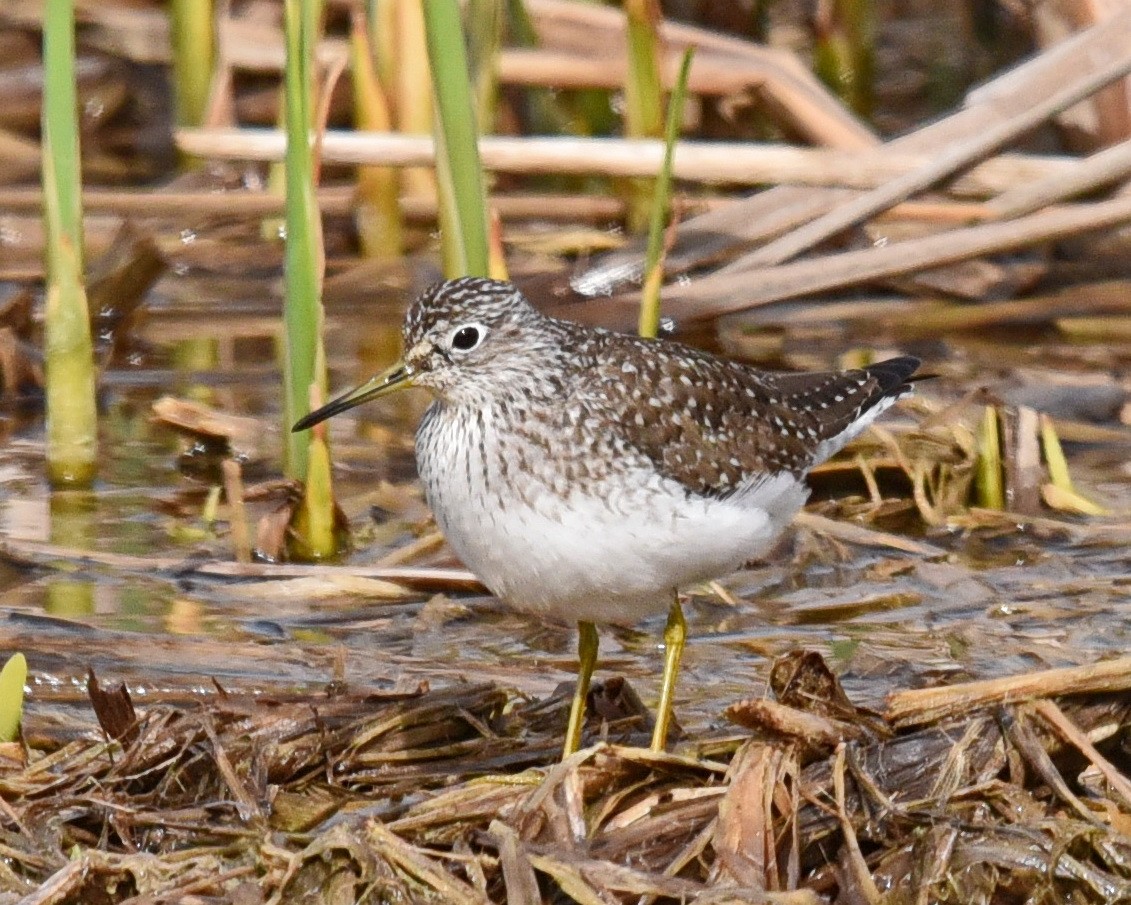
4, 266, 1131, 741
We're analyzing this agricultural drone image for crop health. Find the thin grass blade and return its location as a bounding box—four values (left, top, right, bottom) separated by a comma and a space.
638, 48, 693, 339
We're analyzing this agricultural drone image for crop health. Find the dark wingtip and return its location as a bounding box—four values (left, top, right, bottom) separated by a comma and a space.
864, 355, 921, 395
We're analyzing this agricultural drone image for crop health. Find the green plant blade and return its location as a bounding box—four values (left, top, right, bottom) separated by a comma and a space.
975, 405, 1004, 510
1039, 413, 1073, 492
42, 0, 97, 487
622, 0, 664, 233
279, 0, 339, 560
638, 48, 693, 340
290, 433, 338, 559
170, 0, 216, 128
423, 0, 490, 278
282, 0, 328, 481
0, 653, 27, 743
813, 0, 875, 116
624, 0, 664, 140
1039, 413, 1106, 515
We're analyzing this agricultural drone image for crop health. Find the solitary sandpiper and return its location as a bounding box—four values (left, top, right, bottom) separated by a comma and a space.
295, 277, 919, 756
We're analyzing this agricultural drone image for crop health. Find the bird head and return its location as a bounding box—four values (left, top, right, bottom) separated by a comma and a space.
293, 277, 554, 431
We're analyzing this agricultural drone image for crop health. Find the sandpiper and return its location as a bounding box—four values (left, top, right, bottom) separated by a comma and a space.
295, 277, 919, 756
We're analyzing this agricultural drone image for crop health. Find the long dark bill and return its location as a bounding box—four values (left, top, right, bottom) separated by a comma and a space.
292, 362, 414, 432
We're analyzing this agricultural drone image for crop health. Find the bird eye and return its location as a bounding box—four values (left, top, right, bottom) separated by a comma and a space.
450, 324, 485, 352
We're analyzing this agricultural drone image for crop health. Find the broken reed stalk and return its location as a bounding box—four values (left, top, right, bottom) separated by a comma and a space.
574, 10, 1131, 294
41, 0, 98, 488
739, 47, 1131, 271
422, 0, 490, 278
172, 128, 1081, 196
969, 402, 1103, 517
281, 0, 336, 559
886, 656, 1131, 727
638, 48, 693, 340
221, 459, 252, 564
0, 185, 634, 222
985, 136, 1131, 219
0, 535, 483, 591
648, 193, 1131, 323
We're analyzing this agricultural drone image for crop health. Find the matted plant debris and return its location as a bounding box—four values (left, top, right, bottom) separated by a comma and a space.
3, 651, 1130, 903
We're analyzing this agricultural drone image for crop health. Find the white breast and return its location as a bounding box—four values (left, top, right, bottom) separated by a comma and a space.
416, 403, 809, 626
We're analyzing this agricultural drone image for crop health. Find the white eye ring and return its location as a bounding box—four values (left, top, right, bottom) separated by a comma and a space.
448, 323, 488, 354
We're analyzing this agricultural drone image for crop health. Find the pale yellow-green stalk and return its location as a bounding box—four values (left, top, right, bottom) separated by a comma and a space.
350, 9, 403, 260
42, 0, 97, 487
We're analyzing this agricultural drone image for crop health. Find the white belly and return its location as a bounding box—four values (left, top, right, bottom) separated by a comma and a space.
417, 405, 808, 626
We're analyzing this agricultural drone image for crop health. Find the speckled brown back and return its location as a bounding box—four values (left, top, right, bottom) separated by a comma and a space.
579, 329, 918, 498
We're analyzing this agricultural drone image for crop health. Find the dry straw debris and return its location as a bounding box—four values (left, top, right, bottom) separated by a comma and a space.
2, 651, 1130, 903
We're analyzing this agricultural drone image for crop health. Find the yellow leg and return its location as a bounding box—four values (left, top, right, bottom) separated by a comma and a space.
651, 596, 686, 752
563, 620, 599, 758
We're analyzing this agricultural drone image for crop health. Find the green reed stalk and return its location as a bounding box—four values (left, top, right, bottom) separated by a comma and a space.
975, 405, 1004, 510
1039, 413, 1073, 493
351, 9, 402, 259
0, 653, 26, 743
813, 0, 875, 117
423, 0, 490, 277
622, 0, 664, 234
169, 0, 215, 129
638, 48, 692, 340
42, 0, 97, 487
282, 0, 335, 559
1039, 413, 1105, 515
170, 0, 218, 390
265, 0, 324, 241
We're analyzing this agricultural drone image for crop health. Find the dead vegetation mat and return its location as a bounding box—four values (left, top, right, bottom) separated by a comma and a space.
1, 652, 1130, 903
